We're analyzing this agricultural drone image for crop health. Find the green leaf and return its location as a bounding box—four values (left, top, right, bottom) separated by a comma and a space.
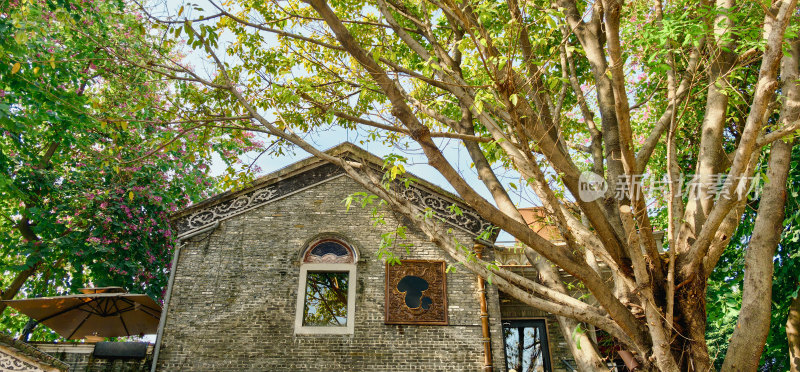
184, 20, 193, 37
14, 32, 27, 44
572, 323, 584, 350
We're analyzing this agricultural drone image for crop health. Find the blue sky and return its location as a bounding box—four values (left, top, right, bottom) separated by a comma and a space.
154, 0, 550, 243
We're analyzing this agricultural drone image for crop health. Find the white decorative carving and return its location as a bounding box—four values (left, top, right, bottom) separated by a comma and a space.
175, 162, 494, 238
493, 247, 530, 266
398, 185, 494, 236
305, 253, 353, 263
184, 187, 277, 229
0, 349, 45, 372
176, 163, 343, 235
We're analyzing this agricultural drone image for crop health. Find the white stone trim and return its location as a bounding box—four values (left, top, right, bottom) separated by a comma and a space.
293, 263, 357, 335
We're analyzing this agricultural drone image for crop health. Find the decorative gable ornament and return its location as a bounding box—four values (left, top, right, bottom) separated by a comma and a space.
173, 144, 494, 239
0, 333, 68, 372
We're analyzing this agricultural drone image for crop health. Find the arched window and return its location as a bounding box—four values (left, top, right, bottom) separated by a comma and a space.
302, 239, 354, 264
294, 239, 357, 334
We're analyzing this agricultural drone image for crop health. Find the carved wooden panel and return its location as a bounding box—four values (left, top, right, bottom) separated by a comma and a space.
385, 260, 448, 325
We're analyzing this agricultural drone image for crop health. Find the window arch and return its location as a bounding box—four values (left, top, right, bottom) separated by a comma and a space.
294, 238, 357, 335
302, 239, 355, 264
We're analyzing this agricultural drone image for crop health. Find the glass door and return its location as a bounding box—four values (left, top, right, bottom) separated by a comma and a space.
502, 319, 552, 372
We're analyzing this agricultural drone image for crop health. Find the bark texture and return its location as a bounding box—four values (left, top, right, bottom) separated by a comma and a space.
789, 292, 800, 372
722, 35, 800, 372
720, 138, 794, 371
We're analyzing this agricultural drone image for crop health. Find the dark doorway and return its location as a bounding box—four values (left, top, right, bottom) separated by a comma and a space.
502, 319, 551, 372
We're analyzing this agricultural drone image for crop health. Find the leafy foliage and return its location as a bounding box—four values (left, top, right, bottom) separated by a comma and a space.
9, 0, 794, 369
124, 0, 800, 369
0, 0, 258, 340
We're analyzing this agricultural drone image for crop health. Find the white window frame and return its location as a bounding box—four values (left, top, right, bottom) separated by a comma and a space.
294, 262, 357, 335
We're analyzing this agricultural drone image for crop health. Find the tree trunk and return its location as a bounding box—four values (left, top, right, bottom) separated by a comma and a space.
789, 291, 800, 372
0, 215, 43, 314
457, 106, 607, 371
556, 315, 608, 371
675, 276, 713, 372
721, 139, 794, 371
0, 264, 40, 314
723, 35, 800, 372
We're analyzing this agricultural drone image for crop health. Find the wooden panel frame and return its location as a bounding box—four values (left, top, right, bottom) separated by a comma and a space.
384, 260, 448, 325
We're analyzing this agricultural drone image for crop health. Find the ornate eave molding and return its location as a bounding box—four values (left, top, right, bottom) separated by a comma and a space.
0, 347, 44, 372
395, 182, 493, 236
174, 158, 494, 239
174, 163, 344, 236
0, 334, 68, 372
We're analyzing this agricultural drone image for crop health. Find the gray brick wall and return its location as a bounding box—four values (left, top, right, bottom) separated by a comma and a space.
32, 343, 152, 372
157, 176, 507, 371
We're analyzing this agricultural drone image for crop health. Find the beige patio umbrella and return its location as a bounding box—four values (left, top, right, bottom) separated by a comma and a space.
2, 287, 162, 340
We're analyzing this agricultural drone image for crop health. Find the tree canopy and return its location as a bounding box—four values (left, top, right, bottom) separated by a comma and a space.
0, 0, 258, 340
123, 0, 800, 370
4, 0, 800, 370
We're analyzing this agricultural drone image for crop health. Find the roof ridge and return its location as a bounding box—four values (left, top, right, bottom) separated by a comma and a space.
171, 142, 496, 240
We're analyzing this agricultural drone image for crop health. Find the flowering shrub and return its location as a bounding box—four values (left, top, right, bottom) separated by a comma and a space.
0, 0, 258, 340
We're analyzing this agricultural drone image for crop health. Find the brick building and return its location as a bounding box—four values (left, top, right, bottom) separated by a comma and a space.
154, 143, 573, 371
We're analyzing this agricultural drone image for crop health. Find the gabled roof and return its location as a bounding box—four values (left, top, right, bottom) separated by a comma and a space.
172, 142, 494, 239
0, 332, 69, 372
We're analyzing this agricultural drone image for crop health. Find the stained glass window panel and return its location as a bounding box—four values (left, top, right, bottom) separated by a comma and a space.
304, 240, 354, 263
